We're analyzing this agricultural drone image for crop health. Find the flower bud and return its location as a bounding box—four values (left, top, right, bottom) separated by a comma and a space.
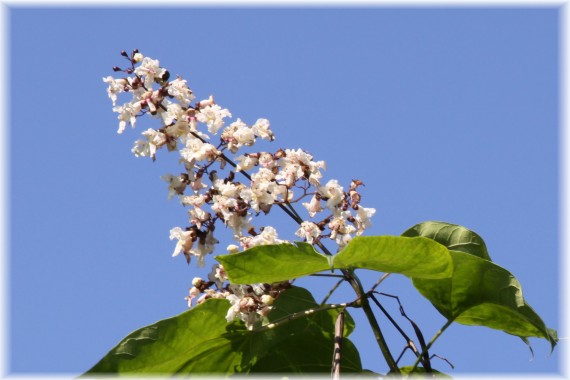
261, 294, 275, 305
192, 277, 204, 287
227, 244, 240, 254
133, 52, 143, 62
132, 53, 144, 63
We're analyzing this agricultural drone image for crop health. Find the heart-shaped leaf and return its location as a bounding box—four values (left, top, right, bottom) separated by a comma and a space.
402, 221, 491, 260
333, 236, 452, 279
216, 242, 330, 284
401, 221, 556, 350
84, 286, 362, 375
412, 250, 557, 350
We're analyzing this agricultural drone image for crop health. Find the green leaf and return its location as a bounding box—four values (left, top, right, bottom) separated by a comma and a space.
250, 287, 362, 373
333, 236, 453, 279
85, 299, 242, 374
216, 242, 330, 284
412, 250, 557, 350
266, 286, 355, 338
84, 286, 362, 375
402, 220, 491, 260
251, 335, 362, 373
217, 236, 453, 284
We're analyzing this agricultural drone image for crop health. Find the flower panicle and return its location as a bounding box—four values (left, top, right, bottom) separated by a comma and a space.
104, 50, 377, 320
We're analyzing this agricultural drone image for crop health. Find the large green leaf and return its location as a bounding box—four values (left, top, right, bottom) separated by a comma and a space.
85, 299, 243, 374
412, 250, 557, 350
84, 286, 362, 375
217, 236, 453, 284
402, 221, 491, 260
267, 285, 356, 337
216, 242, 330, 284
334, 236, 452, 279
250, 334, 362, 373
250, 286, 362, 373
402, 221, 556, 349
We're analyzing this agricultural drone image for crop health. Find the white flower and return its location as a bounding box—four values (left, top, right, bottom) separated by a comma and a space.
319, 179, 345, 211
189, 174, 208, 192
259, 152, 277, 169
162, 174, 187, 200
193, 230, 219, 266
215, 265, 228, 282
103, 76, 128, 106
132, 128, 167, 160
235, 154, 258, 172
190, 206, 210, 226
251, 167, 275, 183
113, 101, 141, 134
246, 168, 286, 212
225, 294, 241, 322
354, 206, 376, 235
329, 211, 357, 248
208, 265, 227, 289
276, 149, 326, 187
239, 226, 285, 250
161, 103, 185, 126
295, 221, 321, 244
196, 104, 232, 134
211, 194, 238, 220
134, 57, 166, 88
185, 286, 201, 307
180, 136, 219, 163
167, 77, 195, 104
189, 207, 210, 228
302, 194, 324, 218
181, 194, 207, 207
233, 125, 255, 146
225, 214, 252, 238
169, 227, 194, 258
251, 118, 274, 141
198, 95, 215, 108
221, 119, 256, 153
131, 139, 151, 158
276, 164, 297, 188
213, 179, 243, 198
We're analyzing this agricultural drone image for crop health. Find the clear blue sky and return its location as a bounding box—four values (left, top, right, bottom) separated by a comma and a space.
8, 5, 562, 376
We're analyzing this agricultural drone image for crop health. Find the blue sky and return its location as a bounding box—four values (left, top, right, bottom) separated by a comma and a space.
7, 5, 562, 376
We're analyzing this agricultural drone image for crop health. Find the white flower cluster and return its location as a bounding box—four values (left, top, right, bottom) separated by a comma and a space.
185, 265, 289, 330
104, 50, 377, 325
